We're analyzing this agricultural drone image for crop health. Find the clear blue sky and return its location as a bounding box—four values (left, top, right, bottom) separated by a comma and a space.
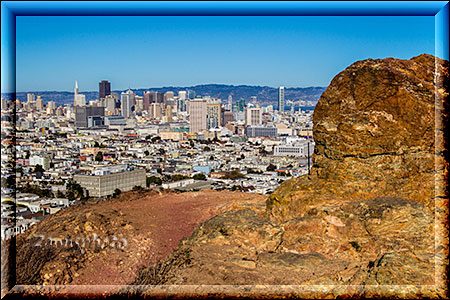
16, 16, 435, 92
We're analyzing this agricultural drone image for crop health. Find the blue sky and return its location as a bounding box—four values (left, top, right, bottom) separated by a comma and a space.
16, 16, 435, 92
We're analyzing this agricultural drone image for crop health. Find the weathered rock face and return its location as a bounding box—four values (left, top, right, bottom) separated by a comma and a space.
268, 54, 448, 221
128, 54, 448, 298
132, 198, 438, 292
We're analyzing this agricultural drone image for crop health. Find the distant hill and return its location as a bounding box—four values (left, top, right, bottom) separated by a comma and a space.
2, 84, 326, 106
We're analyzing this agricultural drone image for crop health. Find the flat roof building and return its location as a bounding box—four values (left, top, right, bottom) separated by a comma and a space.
74, 167, 146, 197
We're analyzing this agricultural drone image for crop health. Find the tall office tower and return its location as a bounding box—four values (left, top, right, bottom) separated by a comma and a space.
237, 98, 246, 112
35, 95, 44, 110
73, 81, 86, 107
156, 92, 164, 104
245, 103, 262, 126
164, 91, 174, 104
278, 86, 285, 112
206, 102, 222, 129
187, 89, 196, 100
165, 105, 173, 122
251, 96, 257, 104
177, 97, 186, 112
27, 93, 35, 103
47, 101, 57, 110
143, 91, 152, 111
189, 99, 207, 133
121, 91, 131, 118
104, 95, 116, 114
135, 96, 144, 113
99, 80, 111, 99
149, 103, 162, 119
227, 94, 233, 111
178, 90, 187, 100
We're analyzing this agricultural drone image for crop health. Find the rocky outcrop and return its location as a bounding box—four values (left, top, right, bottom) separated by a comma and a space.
129, 54, 448, 298
267, 54, 448, 221
132, 197, 439, 294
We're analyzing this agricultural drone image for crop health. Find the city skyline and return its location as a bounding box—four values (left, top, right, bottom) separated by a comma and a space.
14, 15, 435, 92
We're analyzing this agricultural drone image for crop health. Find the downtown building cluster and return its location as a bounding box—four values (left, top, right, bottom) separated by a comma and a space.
1, 81, 315, 240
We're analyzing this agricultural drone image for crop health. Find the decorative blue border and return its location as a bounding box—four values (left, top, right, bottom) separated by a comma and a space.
1, 1, 449, 297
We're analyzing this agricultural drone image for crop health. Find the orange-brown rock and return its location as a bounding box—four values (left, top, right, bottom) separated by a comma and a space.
267, 54, 448, 221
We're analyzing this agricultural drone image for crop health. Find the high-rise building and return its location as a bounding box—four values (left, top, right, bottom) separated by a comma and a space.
178, 91, 187, 100
149, 103, 162, 119
135, 96, 144, 113
35, 95, 44, 110
206, 102, 222, 129
104, 95, 116, 114
74, 81, 86, 107
164, 91, 175, 104
165, 105, 173, 122
189, 99, 207, 133
47, 101, 57, 110
278, 86, 285, 112
143, 91, 152, 112
75, 106, 105, 127
245, 103, 262, 126
222, 111, 235, 125
187, 89, 196, 100
121, 91, 131, 118
27, 93, 35, 103
227, 94, 233, 111
126, 89, 136, 108
99, 80, 111, 99
236, 98, 246, 112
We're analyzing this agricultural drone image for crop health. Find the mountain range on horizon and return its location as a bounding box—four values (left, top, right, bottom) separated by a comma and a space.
2, 84, 326, 106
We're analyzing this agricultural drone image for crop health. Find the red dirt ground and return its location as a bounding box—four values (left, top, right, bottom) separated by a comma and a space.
70, 190, 266, 284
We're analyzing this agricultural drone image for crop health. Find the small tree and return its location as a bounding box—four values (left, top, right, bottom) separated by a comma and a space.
113, 188, 121, 198
132, 185, 144, 191
95, 151, 103, 162
34, 164, 45, 173
144, 150, 150, 156
147, 176, 162, 186
193, 173, 206, 181
266, 164, 276, 172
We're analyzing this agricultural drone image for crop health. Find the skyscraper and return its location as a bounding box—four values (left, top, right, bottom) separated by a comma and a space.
121, 91, 131, 118
206, 102, 222, 129
143, 91, 152, 112
227, 94, 233, 111
278, 86, 285, 112
27, 93, 35, 103
35, 95, 44, 110
245, 103, 262, 126
189, 99, 207, 133
99, 80, 111, 99
74, 81, 86, 107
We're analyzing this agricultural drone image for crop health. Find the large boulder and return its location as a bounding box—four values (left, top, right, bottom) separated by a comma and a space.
267, 54, 448, 221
